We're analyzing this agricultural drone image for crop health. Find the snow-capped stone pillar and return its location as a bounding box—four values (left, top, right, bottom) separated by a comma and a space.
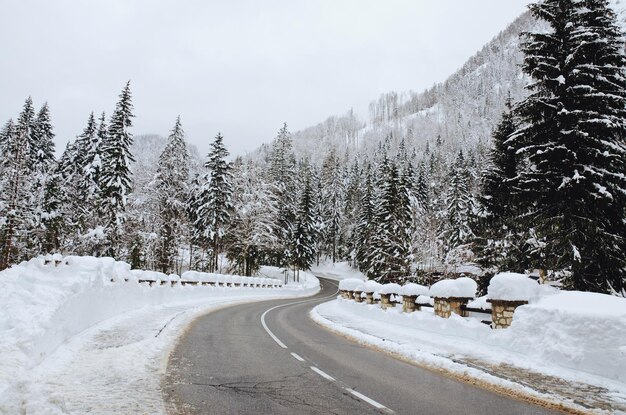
400, 283, 429, 313
488, 300, 528, 329
379, 283, 401, 310
363, 280, 382, 305
339, 278, 366, 301
433, 297, 472, 318
353, 290, 364, 302
402, 295, 418, 312
487, 272, 539, 329
430, 278, 477, 319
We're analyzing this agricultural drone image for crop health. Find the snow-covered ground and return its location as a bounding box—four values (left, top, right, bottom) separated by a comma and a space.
310, 261, 367, 281
0, 256, 319, 414
312, 292, 626, 414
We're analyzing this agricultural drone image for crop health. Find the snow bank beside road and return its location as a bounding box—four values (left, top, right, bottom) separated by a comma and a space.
312, 293, 626, 412
0, 256, 319, 413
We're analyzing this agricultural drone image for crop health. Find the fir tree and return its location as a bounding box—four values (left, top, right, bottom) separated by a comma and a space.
354, 163, 376, 274
509, 0, 626, 292
194, 133, 233, 272
369, 156, 412, 281
291, 160, 317, 279
154, 116, 189, 273
0, 99, 35, 268
226, 159, 279, 276
267, 123, 297, 266
440, 151, 474, 255
99, 82, 134, 257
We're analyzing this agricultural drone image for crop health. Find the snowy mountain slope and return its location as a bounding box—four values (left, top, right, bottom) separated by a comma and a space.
259, 2, 626, 164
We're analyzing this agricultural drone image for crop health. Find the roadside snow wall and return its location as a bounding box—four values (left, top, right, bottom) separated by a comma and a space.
0, 256, 319, 402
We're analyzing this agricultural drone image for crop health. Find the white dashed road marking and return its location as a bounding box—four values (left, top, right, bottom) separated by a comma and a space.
311, 366, 336, 381
260, 280, 394, 413
291, 352, 305, 362
346, 388, 393, 413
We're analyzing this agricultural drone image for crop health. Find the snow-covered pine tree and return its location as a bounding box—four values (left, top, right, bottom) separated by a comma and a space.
0, 99, 36, 268
439, 151, 474, 256
354, 162, 376, 275
291, 160, 317, 279
193, 132, 233, 272
343, 157, 362, 265
153, 116, 189, 273
31, 103, 56, 173
40, 164, 66, 253
369, 156, 412, 282
267, 123, 297, 266
509, 0, 626, 293
473, 98, 528, 279
99, 82, 134, 257
226, 158, 279, 275
29, 103, 58, 254
320, 148, 345, 262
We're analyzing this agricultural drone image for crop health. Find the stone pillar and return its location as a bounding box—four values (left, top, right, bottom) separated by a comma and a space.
353, 291, 363, 303
488, 299, 528, 329
380, 293, 395, 310
402, 295, 420, 313
434, 297, 472, 318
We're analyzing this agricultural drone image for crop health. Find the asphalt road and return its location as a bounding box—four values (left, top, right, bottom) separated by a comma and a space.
163, 277, 560, 415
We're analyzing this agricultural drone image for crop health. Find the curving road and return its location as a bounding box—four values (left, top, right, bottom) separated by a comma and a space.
163, 277, 559, 415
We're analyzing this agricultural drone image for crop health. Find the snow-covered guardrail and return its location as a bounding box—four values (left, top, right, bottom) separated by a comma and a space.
337, 273, 569, 329
102, 269, 284, 288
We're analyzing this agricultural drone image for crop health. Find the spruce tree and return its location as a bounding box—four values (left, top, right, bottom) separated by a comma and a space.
510, 0, 626, 292
291, 160, 317, 279
99, 82, 134, 257
267, 123, 297, 266
440, 151, 474, 255
369, 156, 412, 281
154, 116, 189, 273
193, 133, 233, 272
354, 163, 376, 274
473, 99, 526, 275
226, 159, 279, 276
0, 99, 35, 268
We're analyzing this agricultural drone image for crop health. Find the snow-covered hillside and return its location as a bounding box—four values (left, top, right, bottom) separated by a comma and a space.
258, 1, 626, 163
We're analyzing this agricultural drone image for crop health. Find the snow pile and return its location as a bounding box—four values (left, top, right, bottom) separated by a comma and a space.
363, 280, 383, 293
0, 256, 319, 413
310, 261, 367, 281
257, 265, 319, 290
379, 283, 402, 295
339, 278, 367, 291
314, 288, 626, 387
487, 272, 546, 301
400, 283, 429, 297
430, 277, 477, 298
506, 291, 626, 382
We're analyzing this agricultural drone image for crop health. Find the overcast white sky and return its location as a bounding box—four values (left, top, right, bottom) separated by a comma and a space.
0, 0, 531, 157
